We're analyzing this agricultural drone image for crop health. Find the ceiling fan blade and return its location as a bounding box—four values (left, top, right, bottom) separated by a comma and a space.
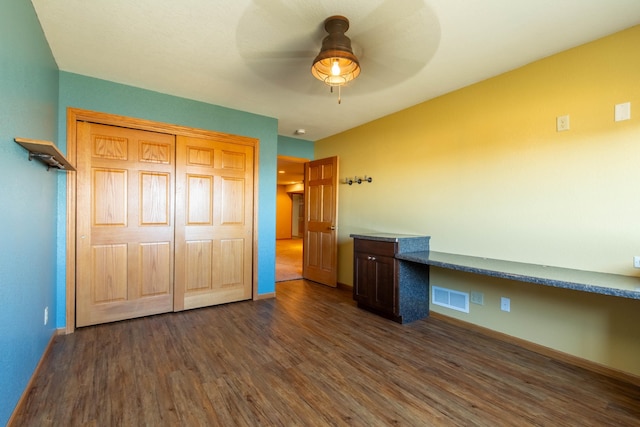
359, 55, 427, 84
243, 50, 316, 61
349, 0, 440, 90
235, 0, 441, 94
355, 0, 427, 36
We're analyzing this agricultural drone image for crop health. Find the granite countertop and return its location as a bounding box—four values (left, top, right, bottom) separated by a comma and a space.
396, 251, 640, 300
350, 233, 431, 254
349, 233, 429, 242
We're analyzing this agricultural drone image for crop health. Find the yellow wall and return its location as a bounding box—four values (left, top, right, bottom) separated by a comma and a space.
316, 26, 640, 375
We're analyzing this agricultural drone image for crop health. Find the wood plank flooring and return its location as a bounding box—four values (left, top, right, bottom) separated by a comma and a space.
11, 280, 640, 426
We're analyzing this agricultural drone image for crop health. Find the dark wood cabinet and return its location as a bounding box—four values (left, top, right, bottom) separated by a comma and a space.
351, 233, 431, 324
353, 239, 400, 321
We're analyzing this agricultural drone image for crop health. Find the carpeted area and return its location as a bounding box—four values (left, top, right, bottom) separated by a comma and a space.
275, 238, 303, 282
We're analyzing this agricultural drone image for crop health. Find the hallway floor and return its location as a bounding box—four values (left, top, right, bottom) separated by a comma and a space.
275, 238, 302, 282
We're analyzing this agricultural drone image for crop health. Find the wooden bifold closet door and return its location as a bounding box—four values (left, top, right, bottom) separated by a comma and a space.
75, 122, 253, 327
173, 135, 254, 311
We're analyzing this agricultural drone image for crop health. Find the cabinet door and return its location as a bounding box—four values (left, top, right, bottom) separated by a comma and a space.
369, 255, 396, 314
353, 251, 397, 315
353, 251, 372, 303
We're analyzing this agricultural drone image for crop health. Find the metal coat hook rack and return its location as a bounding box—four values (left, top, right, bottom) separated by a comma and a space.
345, 175, 373, 185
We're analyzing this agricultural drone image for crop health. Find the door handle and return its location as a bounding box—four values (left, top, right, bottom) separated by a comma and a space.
329, 226, 336, 230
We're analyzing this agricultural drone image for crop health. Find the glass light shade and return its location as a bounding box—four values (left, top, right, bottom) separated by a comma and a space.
311, 53, 361, 86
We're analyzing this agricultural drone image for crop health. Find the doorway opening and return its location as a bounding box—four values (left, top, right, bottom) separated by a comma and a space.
275, 156, 306, 282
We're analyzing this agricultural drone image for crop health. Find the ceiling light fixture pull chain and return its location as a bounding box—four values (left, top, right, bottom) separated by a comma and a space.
329, 86, 342, 104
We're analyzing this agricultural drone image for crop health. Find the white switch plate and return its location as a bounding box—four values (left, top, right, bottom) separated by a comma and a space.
500, 297, 510, 312
615, 102, 631, 122
634, 256, 640, 269
556, 115, 570, 131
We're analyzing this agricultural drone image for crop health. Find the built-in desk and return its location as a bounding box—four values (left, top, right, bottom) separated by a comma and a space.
396, 251, 640, 300
351, 233, 640, 323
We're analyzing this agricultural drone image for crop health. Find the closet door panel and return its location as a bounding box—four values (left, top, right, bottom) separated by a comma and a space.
76, 122, 175, 327
174, 135, 254, 311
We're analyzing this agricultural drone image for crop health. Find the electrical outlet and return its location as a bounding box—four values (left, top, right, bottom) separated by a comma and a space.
556, 115, 570, 132
44, 306, 48, 326
634, 256, 640, 269
470, 291, 484, 305
500, 297, 510, 312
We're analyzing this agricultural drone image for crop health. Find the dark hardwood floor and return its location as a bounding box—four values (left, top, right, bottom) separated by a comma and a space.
11, 280, 640, 426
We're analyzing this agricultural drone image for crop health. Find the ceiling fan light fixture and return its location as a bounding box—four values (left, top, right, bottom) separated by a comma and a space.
311, 52, 360, 86
311, 16, 361, 102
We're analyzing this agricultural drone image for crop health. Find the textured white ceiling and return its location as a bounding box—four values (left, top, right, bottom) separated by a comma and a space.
32, 0, 640, 141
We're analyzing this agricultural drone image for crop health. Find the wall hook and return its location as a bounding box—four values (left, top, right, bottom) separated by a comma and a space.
344, 175, 373, 185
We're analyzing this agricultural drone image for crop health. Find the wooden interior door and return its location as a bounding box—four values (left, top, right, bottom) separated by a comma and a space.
174, 135, 254, 310
303, 156, 339, 287
76, 122, 175, 327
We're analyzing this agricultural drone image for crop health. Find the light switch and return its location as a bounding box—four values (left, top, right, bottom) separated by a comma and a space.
615, 102, 631, 122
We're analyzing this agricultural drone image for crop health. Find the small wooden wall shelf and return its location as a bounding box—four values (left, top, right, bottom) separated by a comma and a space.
15, 137, 75, 171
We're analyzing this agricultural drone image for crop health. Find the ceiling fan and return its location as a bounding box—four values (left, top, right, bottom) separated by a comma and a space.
236, 0, 440, 101
310, 15, 361, 104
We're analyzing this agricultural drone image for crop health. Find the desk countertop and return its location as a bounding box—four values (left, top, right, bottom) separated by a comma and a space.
396, 251, 640, 300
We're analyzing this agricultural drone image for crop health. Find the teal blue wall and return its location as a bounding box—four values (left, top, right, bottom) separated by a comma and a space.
2, 3, 285, 422
56, 72, 279, 327
277, 135, 315, 159
0, 1, 60, 424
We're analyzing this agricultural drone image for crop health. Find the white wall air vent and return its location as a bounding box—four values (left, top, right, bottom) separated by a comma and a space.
432, 286, 469, 313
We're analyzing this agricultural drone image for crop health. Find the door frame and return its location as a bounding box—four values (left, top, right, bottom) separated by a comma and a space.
65, 107, 260, 333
